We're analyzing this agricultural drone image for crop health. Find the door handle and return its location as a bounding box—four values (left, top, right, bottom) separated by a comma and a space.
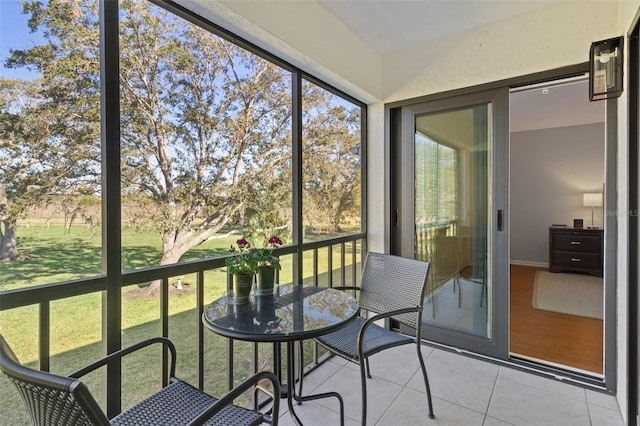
497, 210, 504, 231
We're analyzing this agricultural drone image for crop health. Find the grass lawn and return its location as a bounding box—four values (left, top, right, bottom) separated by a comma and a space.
0, 223, 362, 425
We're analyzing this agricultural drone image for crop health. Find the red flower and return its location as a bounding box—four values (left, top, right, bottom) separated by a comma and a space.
267, 235, 283, 247
236, 238, 251, 248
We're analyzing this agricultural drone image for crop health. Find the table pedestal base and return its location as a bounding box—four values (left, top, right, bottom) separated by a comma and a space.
271, 342, 345, 426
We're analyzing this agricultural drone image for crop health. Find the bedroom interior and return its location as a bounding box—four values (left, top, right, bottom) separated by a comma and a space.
509, 77, 605, 375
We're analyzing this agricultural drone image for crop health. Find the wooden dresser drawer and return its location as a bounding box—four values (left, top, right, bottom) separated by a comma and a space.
548, 227, 603, 277
552, 234, 601, 253
551, 251, 601, 270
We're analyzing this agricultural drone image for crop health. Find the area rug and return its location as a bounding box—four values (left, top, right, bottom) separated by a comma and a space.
532, 271, 603, 320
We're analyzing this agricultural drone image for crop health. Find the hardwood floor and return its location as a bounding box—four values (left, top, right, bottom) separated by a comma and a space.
509, 264, 603, 374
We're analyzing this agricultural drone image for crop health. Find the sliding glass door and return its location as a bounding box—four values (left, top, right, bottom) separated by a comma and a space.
392, 88, 509, 357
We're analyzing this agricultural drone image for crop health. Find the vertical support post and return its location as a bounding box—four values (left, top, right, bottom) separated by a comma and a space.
39, 302, 50, 372
160, 277, 169, 386
604, 92, 619, 394
313, 248, 318, 287
99, 0, 122, 418
312, 248, 319, 364
227, 338, 234, 391
197, 271, 205, 390
292, 72, 304, 285
360, 106, 368, 257
226, 271, 234, 391
351, 241, 357, 288
340, 243, 346, 287
327, 246, 333, 288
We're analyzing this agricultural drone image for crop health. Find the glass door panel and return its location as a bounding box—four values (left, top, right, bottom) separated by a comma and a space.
395, 88, 508, 358
415, 105, 491, 339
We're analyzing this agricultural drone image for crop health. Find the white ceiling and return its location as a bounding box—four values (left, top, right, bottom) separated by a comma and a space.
317, 0, 558, 54
315, 0, 604, 131
510, 78, 605, 132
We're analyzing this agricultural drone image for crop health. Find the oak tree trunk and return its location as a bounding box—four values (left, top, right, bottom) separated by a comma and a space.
0, 220, 19, 261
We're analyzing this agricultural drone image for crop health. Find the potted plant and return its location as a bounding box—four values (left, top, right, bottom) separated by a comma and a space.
225, 237, 258, 302
254, 235, 283, 294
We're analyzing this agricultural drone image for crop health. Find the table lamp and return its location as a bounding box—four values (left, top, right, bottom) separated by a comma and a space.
583, 192, 602, 229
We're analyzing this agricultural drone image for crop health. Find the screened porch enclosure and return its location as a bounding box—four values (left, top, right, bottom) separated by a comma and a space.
0, 0, 632, 424
0, 0, 365, 422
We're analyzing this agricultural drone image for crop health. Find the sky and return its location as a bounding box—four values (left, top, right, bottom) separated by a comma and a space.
0, 0, 43, 79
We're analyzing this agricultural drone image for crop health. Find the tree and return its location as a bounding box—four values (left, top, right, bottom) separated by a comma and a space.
1, 0, 101, 261
0, 77, 96, 260
4, 0, 292, 294
117, 1, 292, 281
4, 0, 361, 295
302, 83, 361, 233
0, 184, 16, 261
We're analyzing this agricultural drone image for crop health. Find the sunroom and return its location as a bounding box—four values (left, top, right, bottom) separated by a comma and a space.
0, 1, 638, 425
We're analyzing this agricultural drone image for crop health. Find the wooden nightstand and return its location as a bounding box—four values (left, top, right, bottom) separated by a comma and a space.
548, 227, 603, 277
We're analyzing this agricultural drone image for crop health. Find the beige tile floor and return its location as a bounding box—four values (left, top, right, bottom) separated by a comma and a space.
277, 344, 624, 426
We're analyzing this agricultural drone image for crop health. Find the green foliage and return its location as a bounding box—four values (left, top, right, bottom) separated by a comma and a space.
252, 234, 283, 270
114, 1, 295, 265
301, 82, 362, 233
2, 0, 296, 266
224, 237, 258, 275
0, 0, 100, 261
224, 234, 284, 275
1, 0, 362, 268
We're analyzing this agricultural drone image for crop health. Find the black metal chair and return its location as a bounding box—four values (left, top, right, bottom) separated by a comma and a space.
0, 335, 279, 426
313, 252, 435, 425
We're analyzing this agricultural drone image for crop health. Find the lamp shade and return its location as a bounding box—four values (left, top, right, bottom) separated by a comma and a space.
583, 193, 603, 207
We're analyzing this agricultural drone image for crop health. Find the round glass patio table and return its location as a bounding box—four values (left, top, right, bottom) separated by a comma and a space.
202, 284, 359, 426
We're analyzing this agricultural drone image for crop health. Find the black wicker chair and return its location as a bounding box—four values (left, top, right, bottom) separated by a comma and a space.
0, 335, 279, 426
314, 252, 435, 425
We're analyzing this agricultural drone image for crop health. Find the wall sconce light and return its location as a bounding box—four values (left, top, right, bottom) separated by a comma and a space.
583, 192, 603, 229
589, 36, 623, 101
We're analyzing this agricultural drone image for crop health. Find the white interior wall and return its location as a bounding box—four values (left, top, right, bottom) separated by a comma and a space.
381, 2, 618, 102
615, 2, 639, 422
369, 2, 620, 254
375, 5, 630, 419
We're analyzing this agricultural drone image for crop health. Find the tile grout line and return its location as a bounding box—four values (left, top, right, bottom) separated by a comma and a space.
481, 364, 502, 425
584, 388, 594, 426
